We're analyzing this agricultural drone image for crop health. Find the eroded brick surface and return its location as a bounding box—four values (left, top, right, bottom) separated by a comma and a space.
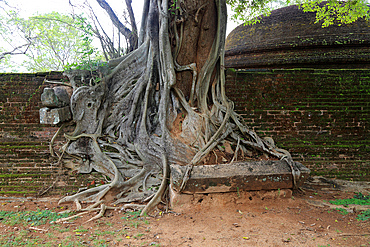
0, 72, 89, 197
226, 69, 370, 180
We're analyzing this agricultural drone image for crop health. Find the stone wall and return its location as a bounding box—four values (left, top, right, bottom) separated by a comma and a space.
0, 72, 89, 197
226, 68, 370, 180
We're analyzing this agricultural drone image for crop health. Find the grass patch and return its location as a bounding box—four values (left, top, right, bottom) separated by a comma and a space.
134, 233, 145, 239
94, 230, 116, 236
121, 210, 150, 230
0, 209, 71, 226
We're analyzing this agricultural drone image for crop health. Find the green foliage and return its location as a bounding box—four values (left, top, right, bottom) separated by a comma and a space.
354, 192, 370, 200
0, 47, 12, 70
227, 0, 370, 27
121, 210, 149, 229
21, 12, 101, 72
0, 229, 40, 247
62, 15, 107, 71
328, 192, 370, 206
335, 208, 349, 215
0, 209, 71, 226
328, 192, 370, 221
0, 10, 30, 72
0, 11, 103, 72
300, 0, 370, 27
169, 0, 180, 15
357, 209, 370, 221
64, 59, 107, 71
226, 0, 282, 25
122, 210, 142, 220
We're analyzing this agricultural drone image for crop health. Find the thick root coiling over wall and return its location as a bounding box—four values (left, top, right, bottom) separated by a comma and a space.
56, 0, 298, 219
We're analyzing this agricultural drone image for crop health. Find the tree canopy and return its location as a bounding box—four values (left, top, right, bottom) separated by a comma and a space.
0, 10, 100, 72
227, 0, 369, 26
21, 12, 100, 72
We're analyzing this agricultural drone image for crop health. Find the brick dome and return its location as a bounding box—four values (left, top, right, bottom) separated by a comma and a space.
225, 5, 370, 69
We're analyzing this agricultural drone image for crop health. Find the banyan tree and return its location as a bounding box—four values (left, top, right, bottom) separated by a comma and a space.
43, 0, 368, 218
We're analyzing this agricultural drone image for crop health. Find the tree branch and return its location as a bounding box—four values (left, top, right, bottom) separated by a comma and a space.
125, 0, 138, 49
95, 0, 137, 52
0, 42, 31, 60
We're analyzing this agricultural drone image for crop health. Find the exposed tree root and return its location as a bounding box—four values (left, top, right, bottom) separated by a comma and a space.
54, 210, 91, 224
51, 0, 299, 222
38, 129, 71, 197
85, 203, 107, 223
54, 199, 145, 224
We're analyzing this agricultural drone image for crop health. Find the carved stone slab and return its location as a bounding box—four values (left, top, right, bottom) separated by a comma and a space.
39, 106, 72, 125
171, 160, 310, 194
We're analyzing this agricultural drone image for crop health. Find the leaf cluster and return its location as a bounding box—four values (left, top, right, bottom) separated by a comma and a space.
357, 209, 370, 221
169, 0, 180, 15
329, 192, 370, 206
20, 12, 100, 72
0, 10, 103, 72
64, 59, 107, 71
227, 0, 370, 27
227, 0, 284, 25
300, 0, 370, 27
335, 207, 349, 215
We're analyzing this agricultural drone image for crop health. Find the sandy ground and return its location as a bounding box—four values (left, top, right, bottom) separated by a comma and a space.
1, 177, 370, 246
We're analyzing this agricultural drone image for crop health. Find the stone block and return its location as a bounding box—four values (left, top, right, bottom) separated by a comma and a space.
171, 160, 310, 194
39, 106, 72, 125
41, 86, 71, 108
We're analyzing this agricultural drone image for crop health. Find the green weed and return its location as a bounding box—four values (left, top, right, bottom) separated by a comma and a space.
329, 192, 370, 206
92, 239, 109, 247
357, 209, 370, 221
328, 193, 370, 221
0, 230, 40, 246
121, 210, 150, 229
134, 233, 145, 239
94, 230, 116, 236
130, 221, 140, 229
335, 208, 349, 215
51, 225, 70, 233
105, 221, 114, 227
73, 226, 88, 233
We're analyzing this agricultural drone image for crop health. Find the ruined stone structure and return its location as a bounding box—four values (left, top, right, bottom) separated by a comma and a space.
225, 5, 370, 69
225, 5, 370, 179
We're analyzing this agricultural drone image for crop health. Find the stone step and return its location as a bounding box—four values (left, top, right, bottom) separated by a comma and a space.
170, 160, 310, 194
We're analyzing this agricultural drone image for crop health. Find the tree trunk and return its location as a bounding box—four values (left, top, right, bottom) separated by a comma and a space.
173, 0, 218, 97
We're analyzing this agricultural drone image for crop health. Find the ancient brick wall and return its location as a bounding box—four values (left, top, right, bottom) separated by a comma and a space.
0, 69, 369, 196
226, 68, 370, 180
0, 72, 89, 197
